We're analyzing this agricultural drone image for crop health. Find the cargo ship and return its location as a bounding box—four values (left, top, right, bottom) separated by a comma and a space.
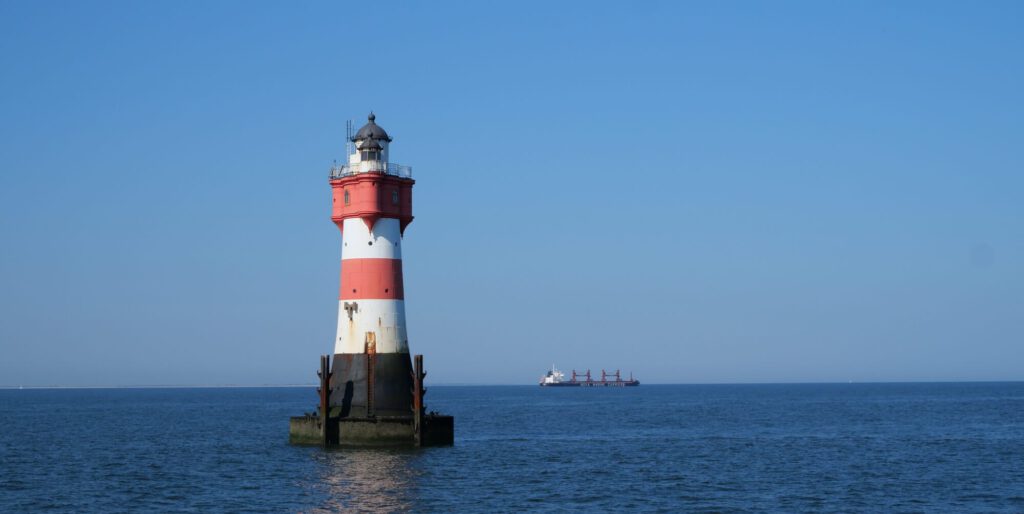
539, 366, 639, 387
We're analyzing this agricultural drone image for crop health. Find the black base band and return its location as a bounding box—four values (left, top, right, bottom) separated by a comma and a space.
330, 352, 414, 418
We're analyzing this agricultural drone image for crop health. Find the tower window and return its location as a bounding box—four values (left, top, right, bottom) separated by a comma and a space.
344, 190, 350, 206
392, 190, 399, 205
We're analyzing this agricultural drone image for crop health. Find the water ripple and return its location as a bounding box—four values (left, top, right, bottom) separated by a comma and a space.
0, 383, 1022, 512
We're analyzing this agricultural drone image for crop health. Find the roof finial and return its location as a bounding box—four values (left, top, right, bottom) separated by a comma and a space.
368, 111, 376, 122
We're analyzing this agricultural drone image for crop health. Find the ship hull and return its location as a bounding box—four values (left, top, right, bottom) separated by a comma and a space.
540, 381, 640, 387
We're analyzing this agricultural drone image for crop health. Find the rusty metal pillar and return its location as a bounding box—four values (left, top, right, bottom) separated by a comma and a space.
365, 332, 376, 418
413, 354, 425, 446
316, 354, 331, 446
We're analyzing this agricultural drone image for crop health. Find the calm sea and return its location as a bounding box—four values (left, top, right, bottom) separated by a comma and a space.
1, 383, 1022, 512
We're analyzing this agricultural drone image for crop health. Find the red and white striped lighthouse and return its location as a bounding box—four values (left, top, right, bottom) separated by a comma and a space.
327, 113, 415, 418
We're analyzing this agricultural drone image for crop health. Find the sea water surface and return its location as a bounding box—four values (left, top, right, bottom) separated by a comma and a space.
1, 383, 1023, 512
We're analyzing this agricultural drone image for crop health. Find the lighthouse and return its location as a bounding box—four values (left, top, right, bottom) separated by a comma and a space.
328, 113, 415, 418
290, 113, 453, 446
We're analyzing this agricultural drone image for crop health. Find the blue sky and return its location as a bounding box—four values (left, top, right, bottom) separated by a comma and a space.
1, 1, 1021, 386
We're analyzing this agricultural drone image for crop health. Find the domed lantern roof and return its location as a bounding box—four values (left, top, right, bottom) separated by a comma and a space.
351, 112, 392, 142
357, 137, 382, 150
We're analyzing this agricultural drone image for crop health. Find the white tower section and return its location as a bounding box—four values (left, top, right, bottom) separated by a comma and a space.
334, 217, 409, 355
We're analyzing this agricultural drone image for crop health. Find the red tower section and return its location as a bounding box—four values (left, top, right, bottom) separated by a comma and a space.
329, 172, 414, 235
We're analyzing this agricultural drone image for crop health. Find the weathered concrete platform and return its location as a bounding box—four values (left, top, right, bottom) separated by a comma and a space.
289, 414, 454, 447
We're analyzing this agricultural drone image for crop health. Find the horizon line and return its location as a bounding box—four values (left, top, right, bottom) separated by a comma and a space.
1, 379, 1023, 390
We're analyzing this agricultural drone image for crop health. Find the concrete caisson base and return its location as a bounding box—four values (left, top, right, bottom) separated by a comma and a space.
289, 415, 323, 445
290, 352, 453, 448
289, 414, 454, 447
420, 414, 455, 446
337, 417, 414, 446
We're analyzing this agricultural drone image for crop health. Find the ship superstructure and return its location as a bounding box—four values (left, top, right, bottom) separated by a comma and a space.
539, 366, 576, 387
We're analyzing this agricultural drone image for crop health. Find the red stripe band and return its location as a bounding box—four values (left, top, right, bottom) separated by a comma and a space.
339, 258, 404, 300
